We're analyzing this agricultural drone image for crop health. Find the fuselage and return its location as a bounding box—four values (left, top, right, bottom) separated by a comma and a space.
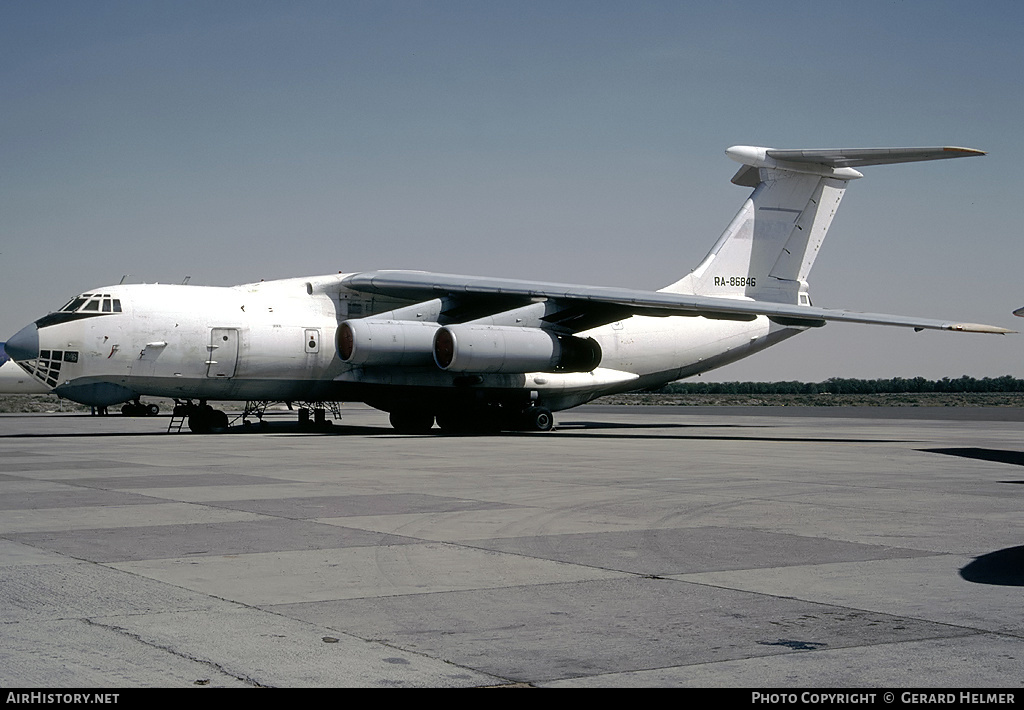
5, 273, 802, 412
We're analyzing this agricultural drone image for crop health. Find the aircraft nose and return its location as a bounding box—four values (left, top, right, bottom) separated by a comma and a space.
5, 323, 39, 361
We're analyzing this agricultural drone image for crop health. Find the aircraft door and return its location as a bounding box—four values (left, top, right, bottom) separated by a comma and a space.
206, 328, 239, 378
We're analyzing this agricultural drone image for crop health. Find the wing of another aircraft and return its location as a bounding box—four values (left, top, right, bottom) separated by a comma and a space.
341, 270, 1012, 334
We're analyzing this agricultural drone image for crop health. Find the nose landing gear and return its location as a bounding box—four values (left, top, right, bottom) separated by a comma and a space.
120, 399, 160, 417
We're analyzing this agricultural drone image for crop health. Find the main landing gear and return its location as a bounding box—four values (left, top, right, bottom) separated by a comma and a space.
170, 401, 229, 434
388, 405, 554, 434
170, 400, 344, 433
389, 409, 436, 434
522, 406, 554, 432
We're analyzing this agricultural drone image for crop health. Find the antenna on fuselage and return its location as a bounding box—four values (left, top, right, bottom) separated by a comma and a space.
119, 275, 129, 284
181, 276, 191, 285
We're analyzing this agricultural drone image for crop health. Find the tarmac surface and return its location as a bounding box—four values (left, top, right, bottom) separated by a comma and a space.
1, 404, 1022, 688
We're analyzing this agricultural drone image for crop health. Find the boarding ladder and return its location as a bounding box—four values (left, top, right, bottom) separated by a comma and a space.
167, 407, 187, 433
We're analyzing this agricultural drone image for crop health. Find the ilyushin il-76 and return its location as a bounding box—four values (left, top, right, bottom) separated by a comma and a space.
4, 145, 1009, 433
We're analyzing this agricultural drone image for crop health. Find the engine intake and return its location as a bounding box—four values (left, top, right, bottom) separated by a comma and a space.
338, 320, 439, 367
433, 325, 601, 374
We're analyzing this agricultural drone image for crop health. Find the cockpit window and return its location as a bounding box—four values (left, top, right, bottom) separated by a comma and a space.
57, 293, 121, 314
60, 298, 89, 313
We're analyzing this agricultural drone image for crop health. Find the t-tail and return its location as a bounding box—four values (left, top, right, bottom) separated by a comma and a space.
662, 146, 985, 305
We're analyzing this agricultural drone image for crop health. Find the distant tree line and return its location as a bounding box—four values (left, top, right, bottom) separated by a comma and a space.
660, 376, 1024, 395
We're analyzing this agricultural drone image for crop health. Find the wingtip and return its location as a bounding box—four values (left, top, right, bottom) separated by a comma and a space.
945, 323, 1015, 334
944, 147, 986, 157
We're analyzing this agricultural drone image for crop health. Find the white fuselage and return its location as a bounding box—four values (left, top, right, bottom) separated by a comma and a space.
13, 273, 803, 411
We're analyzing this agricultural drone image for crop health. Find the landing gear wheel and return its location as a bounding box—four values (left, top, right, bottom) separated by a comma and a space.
187, 414, 209, 434
435, 412, 482, 434
121, 400, 159, 417
436, 410, 502, 434
434, 412, 464, 433
210, 409, 229, 432
187, 406, 229, 434
524, 407, 553, 432
389, 410, 435, 434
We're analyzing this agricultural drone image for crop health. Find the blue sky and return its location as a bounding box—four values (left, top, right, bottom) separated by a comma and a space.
2, 1, 1022, 381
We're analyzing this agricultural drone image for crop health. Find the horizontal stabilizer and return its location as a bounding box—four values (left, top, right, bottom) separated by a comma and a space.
726, 146, 985, 182
765, 146, 985, 168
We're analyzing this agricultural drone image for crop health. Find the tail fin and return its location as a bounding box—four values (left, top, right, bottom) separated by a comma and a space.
662, 146, 984, 305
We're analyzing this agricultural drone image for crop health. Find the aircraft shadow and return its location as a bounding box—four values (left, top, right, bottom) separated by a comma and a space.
960, 546, 1024, 586
920, 447, 1024, 468
556, 420, 766, 430
538, 431, 902, 444
536, 420, 902, 443
0, 423, 392, 438
0, 418, 903, 443
920, 448, 1024, 483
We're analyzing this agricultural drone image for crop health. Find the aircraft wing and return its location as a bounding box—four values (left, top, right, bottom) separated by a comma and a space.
341, 271, 1011, 334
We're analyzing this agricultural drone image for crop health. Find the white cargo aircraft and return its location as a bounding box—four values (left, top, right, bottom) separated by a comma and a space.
4, 146, 1011, 433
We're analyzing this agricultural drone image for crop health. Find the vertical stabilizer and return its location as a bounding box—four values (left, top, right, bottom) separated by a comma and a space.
661, 145, 984, 305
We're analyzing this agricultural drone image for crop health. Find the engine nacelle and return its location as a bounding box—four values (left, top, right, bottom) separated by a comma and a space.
433, 325, 601, 374
338, 319, 439, 367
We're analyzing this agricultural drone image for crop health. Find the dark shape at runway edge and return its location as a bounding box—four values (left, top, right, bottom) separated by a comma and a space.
921, 447, 1024, 467
960, 546, 1024, 586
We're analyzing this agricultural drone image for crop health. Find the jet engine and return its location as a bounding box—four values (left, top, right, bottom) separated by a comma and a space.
337, 319, 439, 366
433, 325, 601, 374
